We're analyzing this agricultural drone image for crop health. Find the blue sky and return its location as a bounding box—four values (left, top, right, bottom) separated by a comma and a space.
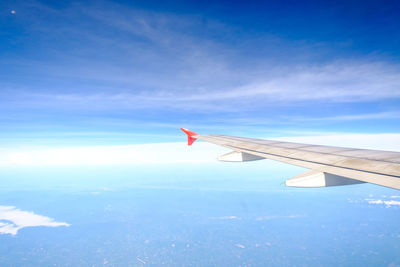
1, 3, 400, 263
1, 0, 400, 146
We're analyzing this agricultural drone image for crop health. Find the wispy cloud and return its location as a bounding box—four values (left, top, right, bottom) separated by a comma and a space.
0, 206, 70, 235
1, 0, 400, 139
6, 61, 400, 113
255, 215, 305, 221
365, 199, 400, 207
209, 214, 305, 221
2, 1, 400, 114
209, 216, 240, 220
284, 111, 400, 122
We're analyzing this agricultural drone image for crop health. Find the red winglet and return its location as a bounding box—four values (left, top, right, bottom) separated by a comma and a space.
180, 128, 198, 146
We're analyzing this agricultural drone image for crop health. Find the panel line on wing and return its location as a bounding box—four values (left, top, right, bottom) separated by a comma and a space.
208, 135, 400, 164
225, 144, 400, 179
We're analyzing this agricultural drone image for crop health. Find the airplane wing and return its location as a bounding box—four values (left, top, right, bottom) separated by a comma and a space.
181, 128, 400, 190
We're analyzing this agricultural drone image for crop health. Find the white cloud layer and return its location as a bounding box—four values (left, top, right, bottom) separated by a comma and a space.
0, 142, 226, 166
0, 206, 70, 235
0, 133, 399, 166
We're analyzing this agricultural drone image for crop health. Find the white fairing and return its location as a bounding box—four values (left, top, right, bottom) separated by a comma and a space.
285, 170, 365, 187
218, 151, 264, 162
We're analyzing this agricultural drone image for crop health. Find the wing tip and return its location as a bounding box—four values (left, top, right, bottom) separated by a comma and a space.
180, 128, 198, 146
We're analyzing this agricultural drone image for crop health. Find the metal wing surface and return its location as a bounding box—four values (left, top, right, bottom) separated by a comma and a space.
181, 128, 400, 190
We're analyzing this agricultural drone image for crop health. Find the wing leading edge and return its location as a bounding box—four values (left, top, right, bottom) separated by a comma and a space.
181, 128, 400, 190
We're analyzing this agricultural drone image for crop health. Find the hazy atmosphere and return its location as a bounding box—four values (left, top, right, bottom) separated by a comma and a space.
1, 0, 400, 266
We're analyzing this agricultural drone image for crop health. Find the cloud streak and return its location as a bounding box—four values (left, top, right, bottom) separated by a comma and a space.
6, 61, 400, 113
2, 1, 400, 114
284, 112, 400, 122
